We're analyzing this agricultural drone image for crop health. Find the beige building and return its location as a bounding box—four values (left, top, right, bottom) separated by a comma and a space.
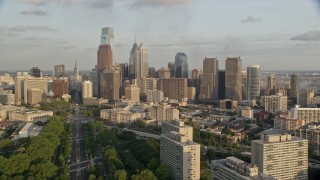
160, 131, 200, 180
241, 107, 253, 119
15, 76, 48, 105
211, 156, 273, 180
8, 110, 53, 122
100, 108, 143, 123
274, 115, 305, 131
191, 68, 202, 79
251, 133, 308, 180
220, 99, 238, 110
157, 67, 171, 79
147, 104, 179, 124
225, 57, 242, 100
82, 80, 93, 99
291, 105, 320, 124
157, 78, 188, 100
0, 89, 14, 105
267, 75, 278, 90
133, 78, 157, 96
162, 120, 193, 141
125, 84, 140, 102
146, 90, 164, 103
296, 122, 320, 155
199, 58, 219, 101
83, 97, 108, 106
0, 105, 26, 121
260, 94, 287, 113
187, 87, 196, 101
27, 88, 43, 105
100, 65, 121, 101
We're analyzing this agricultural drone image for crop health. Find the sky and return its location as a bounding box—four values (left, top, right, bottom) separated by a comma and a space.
0, 0, 320, 71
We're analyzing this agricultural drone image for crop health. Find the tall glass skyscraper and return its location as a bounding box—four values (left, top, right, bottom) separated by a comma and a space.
174, 52, 188, 78
246, 65, 260, 100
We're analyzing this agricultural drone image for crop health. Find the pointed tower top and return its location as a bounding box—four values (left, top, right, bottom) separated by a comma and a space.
74, 60, 78, 68
135, 35, 137, 43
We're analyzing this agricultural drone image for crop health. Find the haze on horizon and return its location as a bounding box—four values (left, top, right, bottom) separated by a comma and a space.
0, 0, 320, 71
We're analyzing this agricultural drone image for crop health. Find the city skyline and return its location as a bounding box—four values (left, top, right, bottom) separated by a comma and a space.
1, 0, 320, 71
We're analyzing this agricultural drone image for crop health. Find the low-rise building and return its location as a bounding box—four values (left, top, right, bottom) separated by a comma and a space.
0, 105, 26, 121
8, 110, 53, 122
83, 97, 108, 106
220, 99, 238, 110
19, 123, 34, 138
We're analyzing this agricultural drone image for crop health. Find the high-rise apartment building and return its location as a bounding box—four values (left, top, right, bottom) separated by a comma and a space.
291, 105, 320, 124
218, 70, 225, 99
125, 84, 140, 102
251, 132, 308, 180
260, 94, 287, 113
146, 90, 164, 103
191, 69, 202, 79
290, 74, 300, 105
82, 80, 93, 99
174, 52, 188, 78
134, 43, 149, 79
54, 64, 65, 78
160, 120, 200, 180
199, 58, 219, 101
247, 65, 261, 100
296, 122, 320, 155
147, 105, 179, 124
100, 65, 121, 101
157, 78, 188, 100
225, 57, 242, 100
274, 116, 305, 131
162, 120, 193, 141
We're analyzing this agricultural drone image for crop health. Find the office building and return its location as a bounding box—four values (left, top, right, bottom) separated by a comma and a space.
119, 63, 129, 80
299, 89, 315, 107
260, 94, 287, 113
174, 52, 188, 78
9, 110, 53, 122
149, 67, 156, 77
225, 57, 242, 100
160, 131, 200, 180
129, 41, 138, 79
90, 68, 98, 97
54, 64, 65, 78
167, 62, 175, 78
146, 90, 164, 103
291, 105, 320, 124
199, 58, 219, 101
134, 43, 149, 79
27, 88, 43, 105
187, 87, 196, 101
191, 69, 202, 79
247, 65, 261, 100
242, 71, 247, 100
218, 70, 225, 99
157, 78, 188, 100
267, 75, 278, 90
290, 74, 300, 105
157, 67, 171, 79
52, 79, 69, 97
82, 80, 93, 99
100, 65, 121, 101
296, 122, 320, 155
251, 132, 308, 180
125, 84, 140, 102
14, 76, 48, 105
30, 67, 41, 78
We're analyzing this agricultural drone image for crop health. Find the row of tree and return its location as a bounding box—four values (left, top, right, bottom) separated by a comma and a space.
0, 115, 71, 179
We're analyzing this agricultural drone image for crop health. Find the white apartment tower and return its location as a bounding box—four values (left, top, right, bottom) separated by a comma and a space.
82, 80, 93, 99
251, 133, 308, 180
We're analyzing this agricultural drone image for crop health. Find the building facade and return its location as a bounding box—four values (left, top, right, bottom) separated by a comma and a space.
246, 65, 260, 100
225, 57, 242, 100
260, 94, 287, 113
174, 52, 188, 78
82, 80, 93, 99
157, 78, 188, 100
199, 58, 219, 101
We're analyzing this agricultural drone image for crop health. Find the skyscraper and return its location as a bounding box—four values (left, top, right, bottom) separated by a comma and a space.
82, 80, 93, 99
247, 65, 261, 100
290, 74, 300, 105
251, 132, 308, 179
174, 52, 188, 78
74, 61, 80, 82
218, 70, 225, 99
54, 64, 65, 78
167, 62, 175, 78
225, 57, 242, 100
100, 65, 121, 101
100, 27, 115, 61
134, 43, 149, 79
30, 67, 41, 78
200, 58, 219, 101
267, 75, 278, 89
129, 41, 138, 80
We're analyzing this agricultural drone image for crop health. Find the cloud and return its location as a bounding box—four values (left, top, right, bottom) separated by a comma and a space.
2, 25, 57, 32
87, 0, 113, 9
290, 30, 320, 41
241, 16, 261, 23
21, 8, 48, 16
131, 0, 193, 8
20, 0, 80, 6
20, 0, 46, 6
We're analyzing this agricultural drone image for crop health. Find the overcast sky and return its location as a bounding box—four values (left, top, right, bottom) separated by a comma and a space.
0, 0, 320, 71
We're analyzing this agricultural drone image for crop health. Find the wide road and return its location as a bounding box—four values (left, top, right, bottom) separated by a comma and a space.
69, 114, 90, 180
